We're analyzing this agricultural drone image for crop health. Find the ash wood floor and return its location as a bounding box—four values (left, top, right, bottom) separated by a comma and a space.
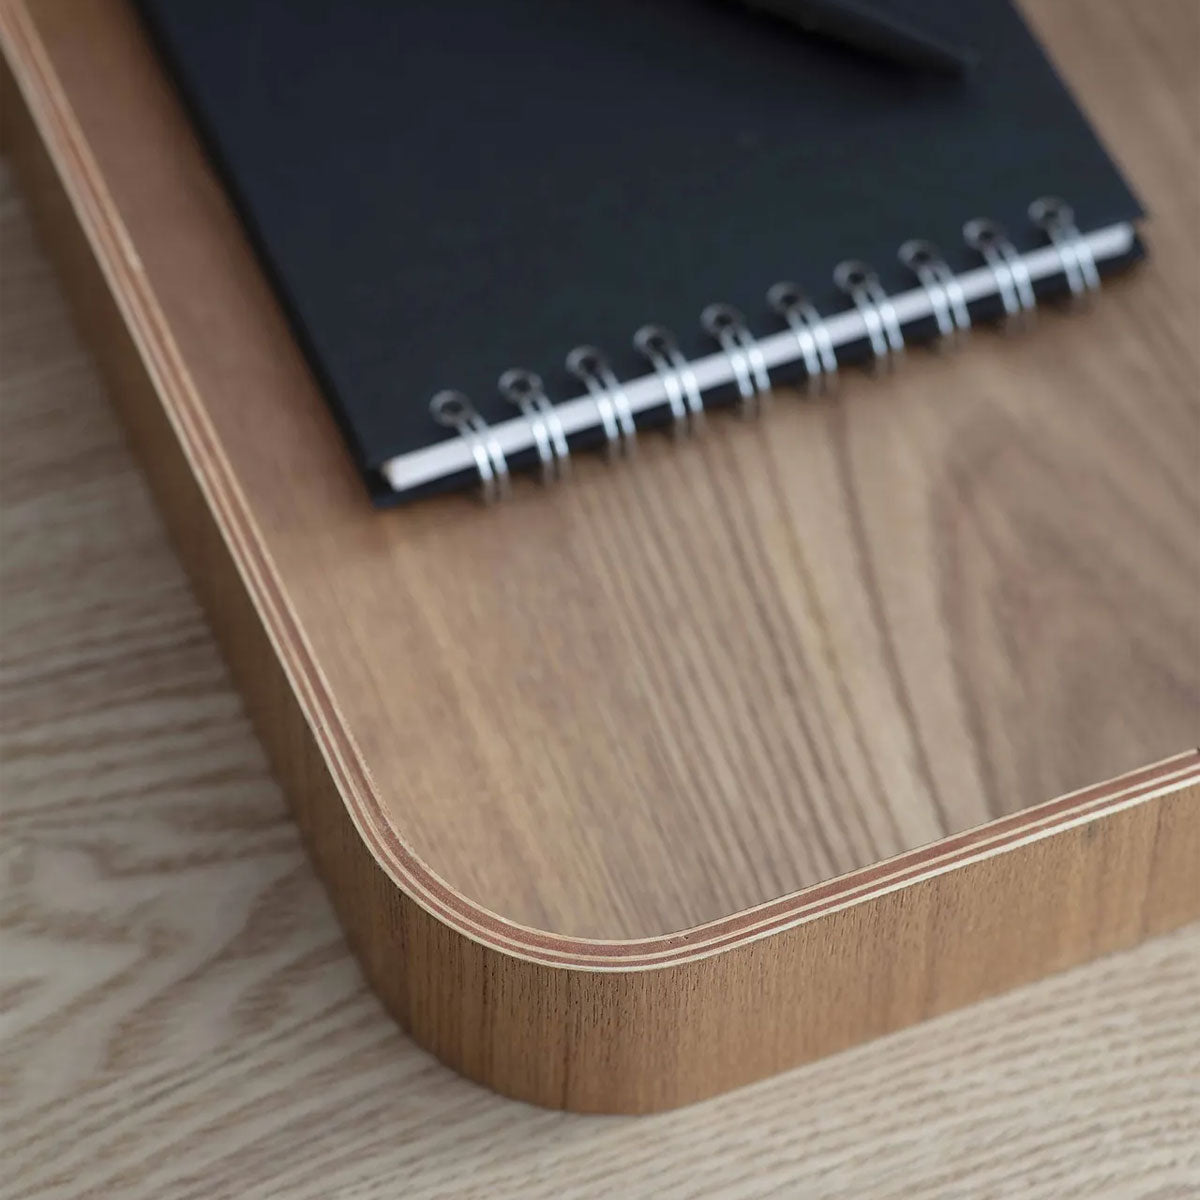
3, 157, 1200, 1197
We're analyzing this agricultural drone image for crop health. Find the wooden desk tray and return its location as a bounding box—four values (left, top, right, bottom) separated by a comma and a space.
4, 0, 1197, 1113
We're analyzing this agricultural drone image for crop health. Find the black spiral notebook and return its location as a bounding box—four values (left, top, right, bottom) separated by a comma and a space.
135, 0, 1142, 504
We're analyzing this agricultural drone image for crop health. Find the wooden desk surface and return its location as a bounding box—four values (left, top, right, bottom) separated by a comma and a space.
3, 108, 1199, 1200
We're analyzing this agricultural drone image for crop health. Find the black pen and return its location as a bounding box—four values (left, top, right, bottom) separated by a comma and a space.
738, 0, 978, 75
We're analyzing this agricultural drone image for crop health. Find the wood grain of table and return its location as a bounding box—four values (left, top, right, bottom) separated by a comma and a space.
2, 143, 1200, 1197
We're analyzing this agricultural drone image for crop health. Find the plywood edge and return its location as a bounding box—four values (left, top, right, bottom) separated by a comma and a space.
5, 0, 1198, 1111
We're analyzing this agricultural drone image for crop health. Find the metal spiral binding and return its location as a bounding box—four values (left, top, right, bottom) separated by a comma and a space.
962, 217, 1037, 330
498, 369, 569, 484
566, 346, 637, 459
428, 390, 510, 503
1028, 197, 1100, 303
422, 195, 1120, 501
633, 325, 705, 436
898, 240, 971, 350
833, 260, 906, 372
766, 282, 838, 394
700, 304, 772, 417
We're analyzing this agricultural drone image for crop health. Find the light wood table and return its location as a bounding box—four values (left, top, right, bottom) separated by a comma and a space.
3, 145, 1199, 1196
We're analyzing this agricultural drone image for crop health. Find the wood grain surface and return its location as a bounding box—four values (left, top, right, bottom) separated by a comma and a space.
6, 0, 1198, 947
3, 156, 1200, 1191
4, 0, 1200, 1150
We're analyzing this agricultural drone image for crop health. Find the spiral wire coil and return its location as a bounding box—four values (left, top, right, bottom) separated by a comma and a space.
428, 197, 1109, 501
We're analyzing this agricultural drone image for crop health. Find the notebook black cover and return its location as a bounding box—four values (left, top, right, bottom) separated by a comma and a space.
134, 0, 1141, 500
